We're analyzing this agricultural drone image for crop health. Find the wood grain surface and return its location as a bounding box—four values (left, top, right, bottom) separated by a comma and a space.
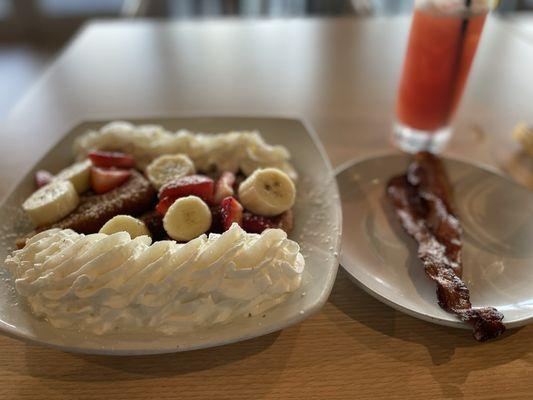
0, 17, 532, 400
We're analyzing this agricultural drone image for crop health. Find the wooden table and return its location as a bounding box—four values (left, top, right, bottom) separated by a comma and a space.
0, 16, 532, 400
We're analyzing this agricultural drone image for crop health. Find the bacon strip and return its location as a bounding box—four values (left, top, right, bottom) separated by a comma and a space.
387, 152, 505, 341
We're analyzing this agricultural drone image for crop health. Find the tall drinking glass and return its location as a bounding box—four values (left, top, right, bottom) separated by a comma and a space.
393, 0, 490, 153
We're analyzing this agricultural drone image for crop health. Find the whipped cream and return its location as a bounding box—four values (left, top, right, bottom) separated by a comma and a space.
5, 224, 304, 335
73, 121, 297, 180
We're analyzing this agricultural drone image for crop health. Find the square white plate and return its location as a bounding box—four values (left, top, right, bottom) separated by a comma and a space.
0, 117, 341, 355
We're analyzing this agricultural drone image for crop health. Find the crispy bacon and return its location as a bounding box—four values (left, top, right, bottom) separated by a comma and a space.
387, 152, 505, 341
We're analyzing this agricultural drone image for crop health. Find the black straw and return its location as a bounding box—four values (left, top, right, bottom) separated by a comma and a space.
462, 0, 472, 33
444, 0, 473, 117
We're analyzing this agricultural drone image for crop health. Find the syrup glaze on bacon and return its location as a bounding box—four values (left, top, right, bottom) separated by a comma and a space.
387, 152, 505, 341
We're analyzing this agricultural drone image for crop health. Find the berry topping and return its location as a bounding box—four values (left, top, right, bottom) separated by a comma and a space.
159, 175, 214, 204
242, 212, 278, 234
213, 171, 236, 204
88, 150, 135, 169
209, 205, 223, 233
35, 170, 54, 188
242, 210, 293, 234
90, 167, 131, 194
220, 196, 243, 231
155, 196, 174, 216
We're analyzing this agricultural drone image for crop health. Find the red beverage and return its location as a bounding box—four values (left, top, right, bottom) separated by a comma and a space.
397, 7, 487, 132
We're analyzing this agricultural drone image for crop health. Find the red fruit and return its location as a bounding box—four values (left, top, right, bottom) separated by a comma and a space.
88, 150, 135, 169
35, 170, 54, 188
213, 171, 235, 204
242, 210, 294, 234
242, 212, 279, 234
155, 196, 174, 216
159, 175, 214, 204
209, 205, 223, 233
220, 196, 243, 231
90, 167, 131, 194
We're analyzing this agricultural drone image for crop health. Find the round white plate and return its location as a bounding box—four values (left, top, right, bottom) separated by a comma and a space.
0, 116, 341, 355
336, 152, 533, 329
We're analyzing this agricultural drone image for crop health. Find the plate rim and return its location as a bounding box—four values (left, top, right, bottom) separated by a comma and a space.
336, 151, 533, 330
0, 115, 342, 355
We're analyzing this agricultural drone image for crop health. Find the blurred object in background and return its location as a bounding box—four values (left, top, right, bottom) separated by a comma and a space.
0, 0, 419, 45
497, 0, 533, 13
1, 0, 533, 119
0, 0, 124, 119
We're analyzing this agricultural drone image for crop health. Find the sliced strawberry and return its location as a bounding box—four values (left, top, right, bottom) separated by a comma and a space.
242, 212, 279, 234
35, 169, 54, 188
159, 175, 214, 204
155, 196, 175, 216
88, 150, 135, 169
213, 171, 235, 204
90, 167, 131, 194
209, 205, 223, 233
220, 196, 243, 231
242, 210, 294, 234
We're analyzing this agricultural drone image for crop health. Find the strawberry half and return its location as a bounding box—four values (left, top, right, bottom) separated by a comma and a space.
159, 175, 214, 204
88, 150, 135, 169
90, 167, 131, 194
213, 171, 236, 204
220, 196, 243, 231
209, 205, 223, 233
35, 170, 54, 188
242, 210, 293, 234
242, 212, 279, 234
155, 196, 174, 216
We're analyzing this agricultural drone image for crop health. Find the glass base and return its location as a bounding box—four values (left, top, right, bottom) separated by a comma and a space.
392, 122, 451, 153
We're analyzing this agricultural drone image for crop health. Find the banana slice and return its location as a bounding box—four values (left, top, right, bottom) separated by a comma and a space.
163, 195, 211, 241
146, 154, 195, 189
238, 168, 295, 216
22, 180, 79, 227
99, 215, 150, 238
54, 159, 92, 193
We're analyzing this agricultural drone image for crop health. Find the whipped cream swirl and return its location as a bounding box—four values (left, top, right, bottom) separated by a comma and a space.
73, 121, 297, 179
5, 224, 304, 335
